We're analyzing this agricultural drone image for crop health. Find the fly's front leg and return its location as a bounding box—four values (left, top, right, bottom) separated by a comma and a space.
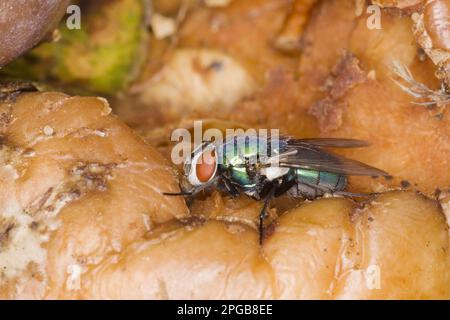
163, 177, 221, 208
221, 177, 240, 198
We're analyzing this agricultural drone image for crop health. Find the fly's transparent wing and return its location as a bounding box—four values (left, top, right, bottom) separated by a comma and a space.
284, 137, 370, 148
278, 141, 389, 177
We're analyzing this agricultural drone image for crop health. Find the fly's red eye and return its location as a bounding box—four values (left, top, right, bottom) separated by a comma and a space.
195, 150, 216, 182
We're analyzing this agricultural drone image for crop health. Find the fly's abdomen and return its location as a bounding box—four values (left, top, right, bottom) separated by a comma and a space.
289, 168, 347, 199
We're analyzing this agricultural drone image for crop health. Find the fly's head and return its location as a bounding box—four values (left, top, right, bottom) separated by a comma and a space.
180, 141, 219, 193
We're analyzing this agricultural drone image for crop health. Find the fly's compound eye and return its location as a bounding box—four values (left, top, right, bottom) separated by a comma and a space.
187, 147, 217, 186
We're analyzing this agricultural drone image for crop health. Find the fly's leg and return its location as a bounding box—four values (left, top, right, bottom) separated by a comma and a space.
221, 178, 240, 198
163, 177, 221, 209
259, 186, 277, 245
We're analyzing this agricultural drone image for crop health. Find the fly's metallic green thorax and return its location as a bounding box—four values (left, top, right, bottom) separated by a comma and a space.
216, 135, 281, 191
217, 135, 278, 165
